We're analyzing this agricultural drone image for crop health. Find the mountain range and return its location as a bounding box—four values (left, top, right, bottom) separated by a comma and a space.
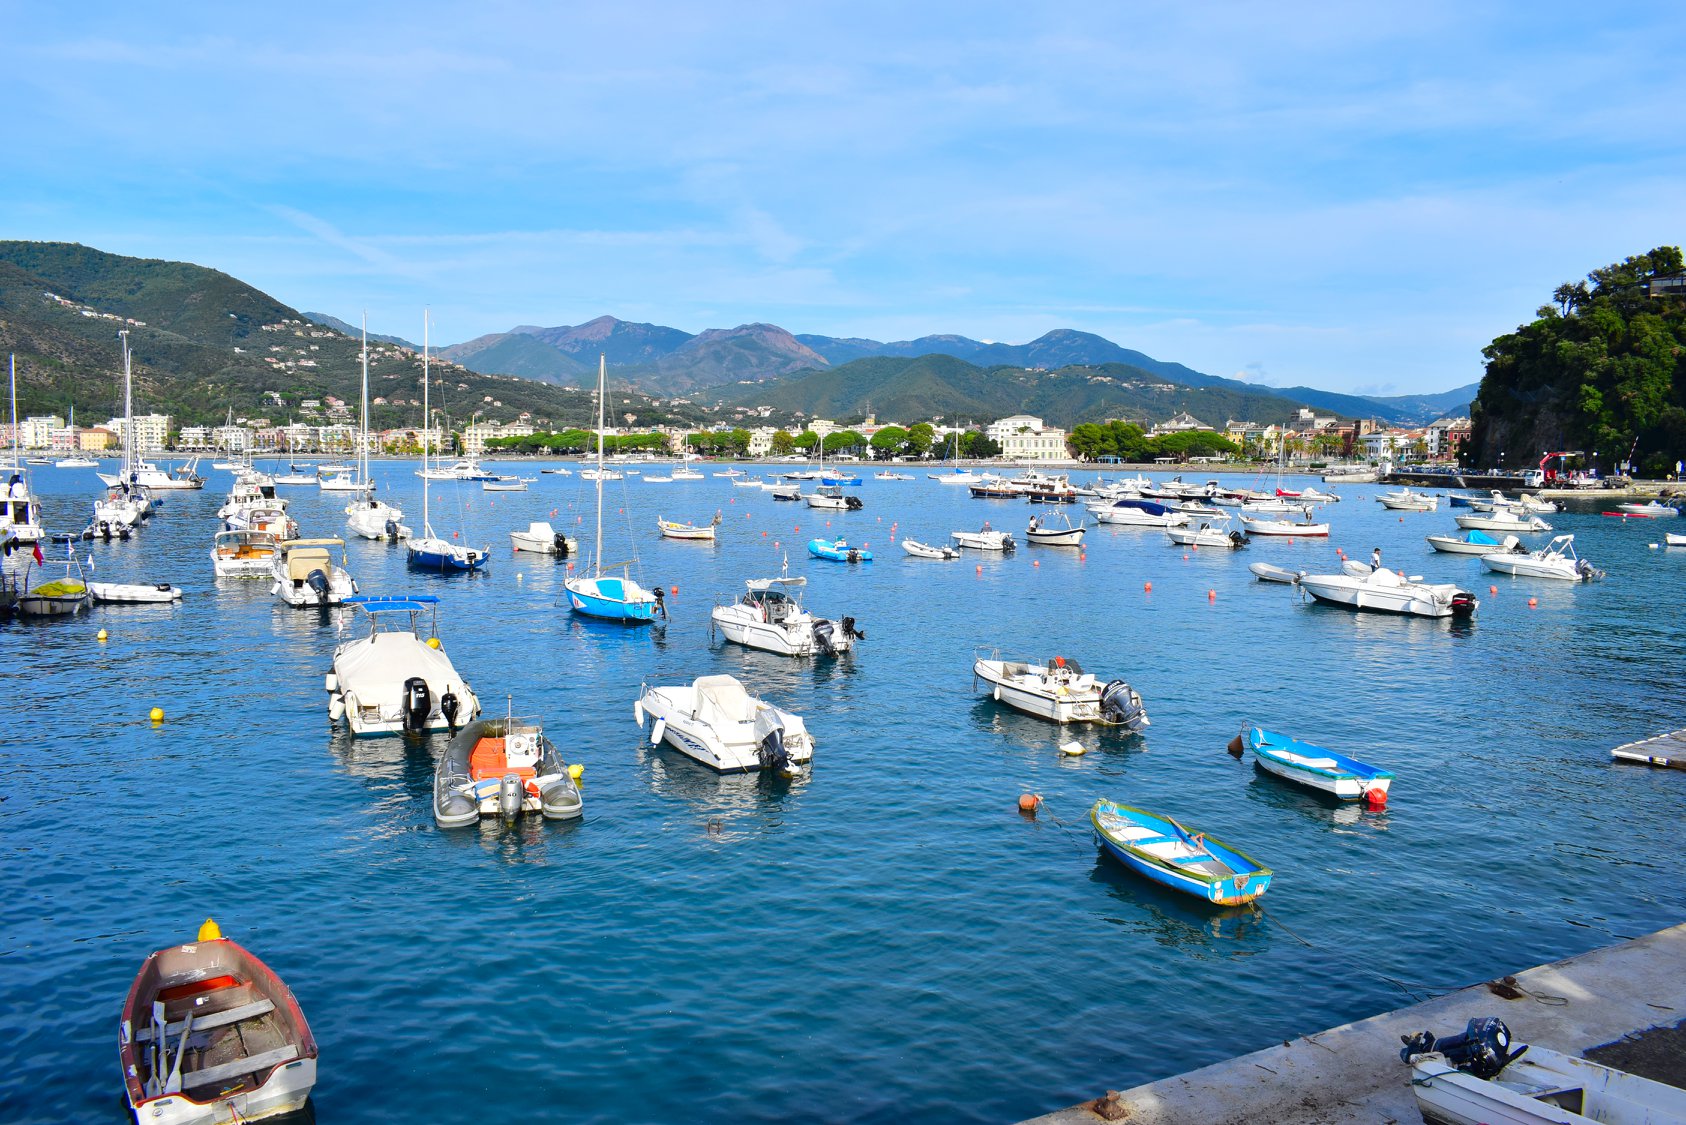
433, 316, 1474, 427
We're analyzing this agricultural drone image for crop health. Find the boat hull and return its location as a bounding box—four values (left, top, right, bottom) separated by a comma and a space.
566, 575, 660, 621
1026, 527, 1086, 546
1299, 574, 1474, 617
1246, 727, 1393, 801
1090, 800, 1272, 906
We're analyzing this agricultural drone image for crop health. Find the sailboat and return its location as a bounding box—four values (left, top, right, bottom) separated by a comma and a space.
345, 316, 411, 542
55, 403, 99, 468
564, 355, 663, 622
406, 313, 489, 573
91, 332, 152, 532
671, 431, 704, 480
2, 357, 46, 544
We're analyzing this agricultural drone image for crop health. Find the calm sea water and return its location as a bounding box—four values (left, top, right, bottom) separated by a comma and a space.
2, 462, 1682, 1124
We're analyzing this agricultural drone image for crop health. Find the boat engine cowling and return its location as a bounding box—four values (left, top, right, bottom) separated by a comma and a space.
1450, 591, 1478, 616
1399, 1017, 1525, 1078
553, 532, 570, 558
385, 518, 400, 541
812, 619, 835, 654
402, 676, 432, 733
1099, 680, 1149, 731
1229, 531, 1248, 549
305, 568, 330, 602
440, 691, 461, 731
498, 773, 524, 819
757, 727, 791, 774
844, 496, 864, 510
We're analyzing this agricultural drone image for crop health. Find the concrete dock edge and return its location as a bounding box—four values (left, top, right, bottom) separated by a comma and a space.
1020, 921, 1686, 1125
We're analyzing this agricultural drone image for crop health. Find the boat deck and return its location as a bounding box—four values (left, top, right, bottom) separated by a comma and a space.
1610, 727, 1686, 770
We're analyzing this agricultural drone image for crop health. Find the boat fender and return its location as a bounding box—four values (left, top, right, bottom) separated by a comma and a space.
650, 717, 667, 746
402, 677, 432, 733
328, 697, 345, 722
440, 691, 461, 732
324, 673, 338, 693
1364, 787, 1388, 809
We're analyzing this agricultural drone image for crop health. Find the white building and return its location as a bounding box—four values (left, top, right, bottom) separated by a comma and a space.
178, 426, 211, 449
104, 412, 171, 452
462, 419, 535, 457
20, 415, 65, 449
1150, 411, 1207, 436
986, 415, 1068, 461
747, 426, 778, 458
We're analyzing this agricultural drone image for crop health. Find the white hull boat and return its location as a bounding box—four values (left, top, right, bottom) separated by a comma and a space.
1089, 499, 1188, 527
770, 483, 802, 501
1427, 531, 1523, 555
657, 513, 722, 540
1299, 567, 1477, 617
1617, 500, 1679, 518
1249, 562, 1304, 584
315, 470, 367, 492
1024, 520, 1086, 547
1455, 511, 1552, 533
902, 538, 959, 559
210, 530, 279, 577
953, 526, 1015, 551
433, 716, 583, 826
345, 498, 410, 541
91, 582, 183, 604
482, 477, 532, 492
510, 521, 578, 557
1378, 488, 1438, 511
1667, 531, 1686, 547
1239, 514, 1329, 537
1166, 521, 1246, 548
635, 675, 814, 775
271, 538, 358, 607
930, 471, 983, 485
973, 656, 1149, 729
326, 595, 481, 736
1482, 534, 1602, 581
711, 574, 861, 657
56, 456, 99, 469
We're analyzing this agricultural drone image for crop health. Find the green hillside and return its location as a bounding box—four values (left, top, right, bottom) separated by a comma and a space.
0, 241, 696, 433
714, 354, 1314, 429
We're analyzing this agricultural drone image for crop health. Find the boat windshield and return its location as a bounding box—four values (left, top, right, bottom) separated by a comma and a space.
1049, 656, 1085, 676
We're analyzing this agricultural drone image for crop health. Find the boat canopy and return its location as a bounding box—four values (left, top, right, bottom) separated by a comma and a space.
746, 575, 806, 591
1107, 498, 1173, 516
345, 595, 441, 613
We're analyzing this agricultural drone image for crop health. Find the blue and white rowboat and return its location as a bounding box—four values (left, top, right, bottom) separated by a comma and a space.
1245, 726, 1394, 802
566, 574, 662, 622
1090, 799, 1272, 906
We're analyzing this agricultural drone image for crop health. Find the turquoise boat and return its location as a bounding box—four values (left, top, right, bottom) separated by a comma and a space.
808, 537, 873, 563
1089, 799, 1272, 906
1245, 726, 1394, 803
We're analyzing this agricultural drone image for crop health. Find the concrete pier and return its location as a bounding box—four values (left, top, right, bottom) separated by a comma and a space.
1022, 922, 1686, 1125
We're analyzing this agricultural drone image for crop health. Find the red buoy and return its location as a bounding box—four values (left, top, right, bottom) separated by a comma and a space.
1018, 794, 1041, 815
1364, 788, 1388, 810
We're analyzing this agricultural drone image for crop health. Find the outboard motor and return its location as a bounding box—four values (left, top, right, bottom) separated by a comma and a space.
841, 615, 864, 640
1001, 536, 1016, 552
844, 495, 864, 511
812, 619, 835, 655
440, 690, 461, 732
1450, 591, 1478, 616
553, 532, 570, 558
1400, 1017, 1525, 1078
757, 727, 792, 774
1099, 680, 1149, 731
305, 568, 330, 603
498, 773, 524, 819
846, 548, 861, 563
652, 586, 666, 618
385, 518, 400, 542
1576, 559, 1596, 580
1229, 531, 1248, 549
402, 676, 432, 733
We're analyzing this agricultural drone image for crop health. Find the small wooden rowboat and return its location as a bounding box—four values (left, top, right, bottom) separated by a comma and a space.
1089, 799, 1272, 905
119, 919, 317, 1125
901, 538, 958, 559
1244, 726, 1394, 804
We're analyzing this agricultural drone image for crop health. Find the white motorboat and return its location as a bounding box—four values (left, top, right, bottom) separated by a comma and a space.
482, 476, 532, 492
1297, 487, 1341, 503
1377, 488, 1438, 511
973, 655, 1149, 729
56, 455, 99, 469
541, 467, 573, 475
225, 503, 298, 540
345, 496, 411, 541
1169, 499, 1228, 519
874, 471, 914, 480
417, 457, 497, 482
433, 714, 583, 826
1482, 534, 1602, 581
1249, 562, 1304, 584
769, 482, 802, 501
901, 538, 959, 559
805, 485, 862, 510
1025, 512, 1086, 547
326, 595, 481, 736
1454, 511, 1552, 534
670, 467, 704, 481
953, 525, 1015, 551
271, 538, 358, 607
929, 470, 983, 485
90, 582, 183, 604
1616, 500, 1679, 518
1401, 1019, 1686, 1125
217, 476, 284, 518
102, 458, 204, 491
711, 573, 862, 657
1299, 567, 1478, 618
316, 465, 366, 492
1166, 519, 1246, 549
1089, 498, 1188, 528
1427, 530, 1524, 555
15, 544, 92, 617
1516, 493, 1558, 514
1239, 513, 1329, 537
510, 521, 578, 557
1666, 531, 1686, 547
579, 468, 623, 481
657, 513, 722, 540
642, 475, 674, 484
634, 675, 815, 775
272, 466, 318, 486
210, 530, 280, 577
731, 477, 763, 488
713, 469, 746, 478
1321, 466, 1377, 483
1239, 498, 1310, 514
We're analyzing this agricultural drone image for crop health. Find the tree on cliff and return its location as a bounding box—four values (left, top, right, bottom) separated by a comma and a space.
1470, 247, 1686, 476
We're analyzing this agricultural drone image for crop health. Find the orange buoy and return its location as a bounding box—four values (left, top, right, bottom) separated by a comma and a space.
1079, 552, 1086, 561
1182, 553, 1190, 561
1288, 537, 1295, 544
1364, 787, 1388, 810
1208, 589, 1216, 600
1032, 560, 1039, 567
1018, 794, 1041, 815
976, 565, 983, 575
671, 586, 679, 596
1143, 581, 1151, 592
1227, 733, 1245, 757
1489, 585, 1497, 594
1528, 597, 1537, 608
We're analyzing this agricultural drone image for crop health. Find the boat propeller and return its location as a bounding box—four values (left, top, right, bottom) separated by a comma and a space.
1399, 1017, 1525, 1078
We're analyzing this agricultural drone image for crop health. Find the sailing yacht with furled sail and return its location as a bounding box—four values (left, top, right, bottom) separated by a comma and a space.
2, 357, 45, 545
564, 355, 663, 623
344, 316, 411, 542
406, 312, 488, 572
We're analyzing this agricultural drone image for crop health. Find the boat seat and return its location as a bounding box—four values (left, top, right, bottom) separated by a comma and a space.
182, 1044, 299, 1091
1277, 753, 1339, 769
470, 738, 536, 782
1125, 834, 1177, 846
134, 999, 275, 1043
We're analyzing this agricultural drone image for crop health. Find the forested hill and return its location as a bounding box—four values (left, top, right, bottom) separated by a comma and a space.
1469, 247, 1686, 475
0, 241, 684, 431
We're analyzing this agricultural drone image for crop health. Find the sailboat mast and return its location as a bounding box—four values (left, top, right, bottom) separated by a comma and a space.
422, 311, 431, 537
9, 355, 17, 466
120, 330, 133, 474
360, 313, 370, 487
593, 353, 606, 574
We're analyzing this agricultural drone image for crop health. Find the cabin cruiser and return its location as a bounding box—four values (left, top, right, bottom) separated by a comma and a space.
433, 714, 583, 826
211, 529, 280, 577
805, 485, 862, 510
974, 655, 1149, 729
953, 524, 1015, 551
510, 521, 578, 556
1, 471, 45, 543
1089, 498, 1188, 528
1481, 534, 1603, 581
1299, 566, 1478, 618
326, 595, 481, 736
225, 503, 298, 540
635, 675, 815, 775
711, 573, 862, 657
271, 538, 358, 607
345, 496, 411, 541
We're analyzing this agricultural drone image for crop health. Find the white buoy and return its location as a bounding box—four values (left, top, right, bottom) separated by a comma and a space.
1059, 740, 1086, 757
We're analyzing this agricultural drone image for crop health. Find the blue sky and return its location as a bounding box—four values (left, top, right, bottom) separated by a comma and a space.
6, 2, 1683, 396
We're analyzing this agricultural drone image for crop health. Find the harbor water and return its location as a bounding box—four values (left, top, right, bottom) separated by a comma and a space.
2, 464, 1682, 1123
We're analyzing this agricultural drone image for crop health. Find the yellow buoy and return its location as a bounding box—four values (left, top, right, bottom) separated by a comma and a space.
197, 917, 223, 941
149, 707, 165, 723
427, 637, 441, 649
567, 763, 585, 783
97, 628, 108, 642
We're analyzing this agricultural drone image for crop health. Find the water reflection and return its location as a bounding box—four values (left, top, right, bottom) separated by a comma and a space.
1086, 861, 1268, 953
635, 737, 805, 840
1243, 774, 1377, 831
